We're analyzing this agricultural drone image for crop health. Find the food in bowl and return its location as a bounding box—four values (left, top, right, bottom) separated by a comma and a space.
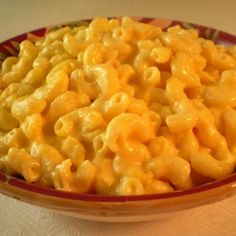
0, 17, 236, 196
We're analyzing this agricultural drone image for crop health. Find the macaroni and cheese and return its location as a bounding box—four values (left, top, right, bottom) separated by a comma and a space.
0, 17, 236, 195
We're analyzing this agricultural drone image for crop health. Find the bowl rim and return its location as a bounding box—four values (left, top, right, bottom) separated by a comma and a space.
1, 171, 236, 202
0, 17, 236, 203
0, 16, 236, 55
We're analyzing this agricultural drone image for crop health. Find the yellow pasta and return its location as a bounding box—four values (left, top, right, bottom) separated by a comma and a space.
6, 147, 41, 182
0, 17, 236, 195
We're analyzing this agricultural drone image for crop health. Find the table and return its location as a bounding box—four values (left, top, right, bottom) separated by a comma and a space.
0, 0, 236, 235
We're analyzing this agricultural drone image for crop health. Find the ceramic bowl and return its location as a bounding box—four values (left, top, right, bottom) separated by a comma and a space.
0, 18, 236, 222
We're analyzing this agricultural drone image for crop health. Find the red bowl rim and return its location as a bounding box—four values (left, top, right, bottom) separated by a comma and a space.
1, 171, 236, 202
0, 17, 236, 202
0, 17, 236, 55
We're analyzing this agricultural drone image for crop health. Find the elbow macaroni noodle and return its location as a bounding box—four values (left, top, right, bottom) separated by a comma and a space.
0, 17, 236, 195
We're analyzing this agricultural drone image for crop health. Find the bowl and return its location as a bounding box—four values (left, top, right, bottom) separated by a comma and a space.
0, 17, 236, 222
